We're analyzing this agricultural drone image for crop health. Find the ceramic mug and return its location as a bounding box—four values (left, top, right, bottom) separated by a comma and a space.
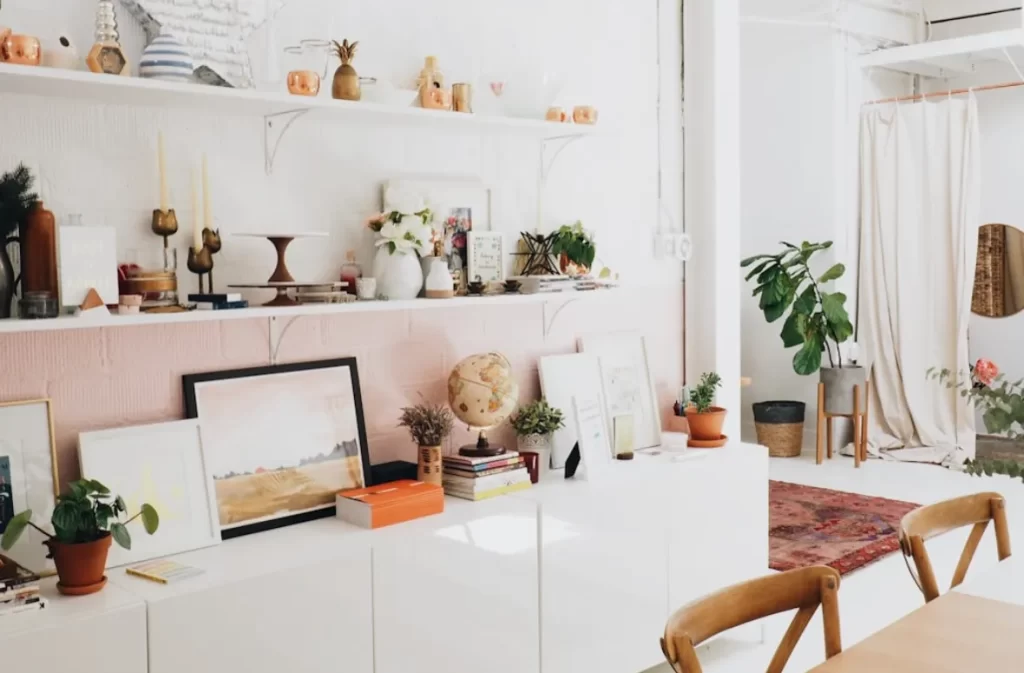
356, 277, 377, 300
287, 70, 321, 97
573, 105, 598, 125
2, 34, 42, 66
546, 106, 569, 123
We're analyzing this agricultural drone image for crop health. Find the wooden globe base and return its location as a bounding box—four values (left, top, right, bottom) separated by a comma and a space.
458, 431, 506, 458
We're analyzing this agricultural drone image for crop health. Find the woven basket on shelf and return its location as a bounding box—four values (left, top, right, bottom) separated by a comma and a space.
755, 422, 804, 458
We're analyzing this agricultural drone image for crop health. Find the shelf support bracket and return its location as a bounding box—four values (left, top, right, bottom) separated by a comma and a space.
537, 134, 587, 230
264, 109, 311, 175
543, 296, 580, 338
268, 315, 303, 364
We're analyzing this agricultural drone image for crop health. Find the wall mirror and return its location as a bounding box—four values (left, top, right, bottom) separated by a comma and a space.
973, 223, 1024, 318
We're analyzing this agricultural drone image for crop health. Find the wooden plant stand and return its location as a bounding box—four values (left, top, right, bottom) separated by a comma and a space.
816, 380, 870, 468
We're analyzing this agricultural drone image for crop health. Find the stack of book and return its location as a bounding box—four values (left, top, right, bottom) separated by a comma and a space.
0, 554, 45, 617
442, 451, 531, 501
188, 293, 249, 310
513, 275, 608, 294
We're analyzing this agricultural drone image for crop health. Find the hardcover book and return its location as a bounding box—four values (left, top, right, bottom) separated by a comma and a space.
337, 480, 444, 529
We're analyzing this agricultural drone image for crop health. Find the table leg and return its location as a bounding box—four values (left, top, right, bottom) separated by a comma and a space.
816, 383, 824, 465
853, 384, 862, 469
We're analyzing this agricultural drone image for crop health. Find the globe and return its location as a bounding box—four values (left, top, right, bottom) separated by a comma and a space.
447, 352, 519, 456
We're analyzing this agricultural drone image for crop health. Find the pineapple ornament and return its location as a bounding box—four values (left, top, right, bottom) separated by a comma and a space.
86, 0, 130, 76
331, 39, 361, 101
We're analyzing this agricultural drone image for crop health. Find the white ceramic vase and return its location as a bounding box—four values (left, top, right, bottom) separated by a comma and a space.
139, 27, 194, 82
375, 248, 423, 300
517, 433, 553, 476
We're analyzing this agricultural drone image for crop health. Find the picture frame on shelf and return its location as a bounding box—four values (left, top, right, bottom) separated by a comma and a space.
383, 179, 492, 284
58, 225, 119, 307
572, 395, 613, 483
183, 358, 372, 540
467, 231, 505, 284
539, 353, 608, 469
78, 419, 221, 568
0, 399, 58, 574
578, 333, 661, 451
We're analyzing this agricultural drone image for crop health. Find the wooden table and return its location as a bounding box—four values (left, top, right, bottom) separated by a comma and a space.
809, 555, 1024, 673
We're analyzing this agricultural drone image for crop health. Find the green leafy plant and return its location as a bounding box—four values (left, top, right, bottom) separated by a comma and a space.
398, 401, 455, 446
929, 359, 1024, 482
1, 479, 159, 552
551, 221, 596, 270
510, 400, 565, 437
741, 241, 853, 376
689, 372, 722, 414
0, 163, 37, 241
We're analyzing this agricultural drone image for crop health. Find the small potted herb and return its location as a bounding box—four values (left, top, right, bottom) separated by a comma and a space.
510, 400, 565, 473
1, 479, 159, 595
399, 401, 455, 486
551, 221, 596, 276
685, 372, 726, 444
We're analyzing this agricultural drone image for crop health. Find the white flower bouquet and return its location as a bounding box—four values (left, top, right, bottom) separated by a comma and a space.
368, 186, 435, 256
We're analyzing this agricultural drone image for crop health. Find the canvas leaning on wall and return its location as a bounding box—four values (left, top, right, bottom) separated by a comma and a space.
183, 358, 373, 539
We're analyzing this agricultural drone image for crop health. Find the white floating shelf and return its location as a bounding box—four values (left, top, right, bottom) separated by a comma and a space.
0, 63, 599, 140
0, 290, 616, 335
857, 29, 1024, 78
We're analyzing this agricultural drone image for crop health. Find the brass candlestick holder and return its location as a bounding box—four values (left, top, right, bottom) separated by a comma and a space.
203, 228, 222, 292
151, 209, 178, 248
187, 245, 214, 294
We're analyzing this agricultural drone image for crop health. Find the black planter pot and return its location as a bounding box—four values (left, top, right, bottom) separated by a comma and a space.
753, 401, 806, 458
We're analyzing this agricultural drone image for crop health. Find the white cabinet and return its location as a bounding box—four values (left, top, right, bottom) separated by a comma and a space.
0, 578, 146, 673
372, 497, 540, 673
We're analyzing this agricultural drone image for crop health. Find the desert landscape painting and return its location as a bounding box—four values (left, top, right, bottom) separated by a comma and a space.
189, 362, 368, 531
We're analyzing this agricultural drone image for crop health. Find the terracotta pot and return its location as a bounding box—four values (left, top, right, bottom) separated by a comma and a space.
2, 34, 42, 66
47, 533, 111, 596
685, 406, 727, 441
287, 70, 320, 97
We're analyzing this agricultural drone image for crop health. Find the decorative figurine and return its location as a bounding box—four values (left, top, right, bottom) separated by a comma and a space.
139, 27, 193, 82
331, 39, 360, 101
87, 0, 130, 76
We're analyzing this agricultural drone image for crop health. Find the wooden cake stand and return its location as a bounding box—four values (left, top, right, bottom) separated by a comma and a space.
232, 232, 330, 306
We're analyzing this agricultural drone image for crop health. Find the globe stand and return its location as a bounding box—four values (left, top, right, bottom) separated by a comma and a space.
458, 430, 506, 458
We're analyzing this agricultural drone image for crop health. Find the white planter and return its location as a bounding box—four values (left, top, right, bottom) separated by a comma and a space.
374, 248, 423, 300
517, 433, 553, 477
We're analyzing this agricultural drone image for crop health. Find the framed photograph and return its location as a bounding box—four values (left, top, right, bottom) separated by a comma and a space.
539, 354, 608, 469
183, 358, 372, 540
78, 420, 220, 568
0, 399, 58, 574
572, 395, 613, 483
384, 179, 492, 279
578, 333, 662, 450
468, 232, 505, 284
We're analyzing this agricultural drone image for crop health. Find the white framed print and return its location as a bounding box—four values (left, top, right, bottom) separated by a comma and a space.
572, 395, 613, 483
539, 353, 608, 469
0, 399, 58, 574
468, 231, 505, 284
78, 419, 221, 568
579, 332, 662, 450
58, 225, 119, 307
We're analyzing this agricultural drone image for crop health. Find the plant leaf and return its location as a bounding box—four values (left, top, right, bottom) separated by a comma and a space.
68, 481, 87, 500
820, 292, 849, 325
780, 312, 806, 348
114, 496, 126, 514
793, 285, 817, 315
740, 254, 775, 268
87, 479, 110, 495
745, 260, 772, 282
140, 504, 160, 535
818, 263, 845, 284
110, 522, 131, 550
764, 301, 788, 323
793, 334, 824, 376
0, 510, 33, 550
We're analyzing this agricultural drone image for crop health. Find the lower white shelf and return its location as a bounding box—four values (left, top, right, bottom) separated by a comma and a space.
0, 289, 618, 335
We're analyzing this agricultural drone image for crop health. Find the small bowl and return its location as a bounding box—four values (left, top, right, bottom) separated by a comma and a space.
361, 79, 418, 107
467, 281, 486, 296
503, 280, 522, 294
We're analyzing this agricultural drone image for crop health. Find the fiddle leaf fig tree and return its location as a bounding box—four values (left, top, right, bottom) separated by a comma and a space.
741, 241, 853, 376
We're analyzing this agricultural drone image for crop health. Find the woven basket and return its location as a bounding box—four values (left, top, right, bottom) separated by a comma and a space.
755, 422, 804, 458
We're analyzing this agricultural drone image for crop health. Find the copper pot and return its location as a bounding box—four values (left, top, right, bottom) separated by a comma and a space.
2, 34, 42, 66
287, 70, 321, 97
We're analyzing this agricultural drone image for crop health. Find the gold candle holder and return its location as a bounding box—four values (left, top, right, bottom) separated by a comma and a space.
452, 83, 472, 113
186, 246, 214, 294
151, 209, 179, 248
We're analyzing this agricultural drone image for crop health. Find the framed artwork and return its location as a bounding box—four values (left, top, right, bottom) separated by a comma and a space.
58, 225, 119, 307
578, 333, 662, 450
572, 395, 613, 483
383, 179, 492, 279
539, 354, 608, 469
468, 232, 505, 283
183, 358, 372, 539
0, 400, 58, 574
78, 420, 220, 568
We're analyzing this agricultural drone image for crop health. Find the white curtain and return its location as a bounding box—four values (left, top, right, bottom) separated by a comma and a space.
858, 96, 980, 465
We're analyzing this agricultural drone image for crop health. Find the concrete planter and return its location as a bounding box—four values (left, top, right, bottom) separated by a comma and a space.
819, 366, 867, 416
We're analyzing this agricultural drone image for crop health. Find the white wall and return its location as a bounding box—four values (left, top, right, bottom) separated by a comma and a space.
0, 0, 682, 290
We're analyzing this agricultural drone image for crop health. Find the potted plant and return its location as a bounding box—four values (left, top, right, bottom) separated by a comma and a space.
0, 163, 37, 318
510, 400, 565, 473
399, 401, 455, 486
741, 241, 859, 418
1, 479, 159, 595
551, 221, 596, 276
685, 372, 726, 444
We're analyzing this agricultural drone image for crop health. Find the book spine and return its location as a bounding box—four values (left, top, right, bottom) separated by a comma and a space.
442, 454, 523, 470
195, 300, 249, 310
442, 467, 530, 490
443, 463, 524, 479
445, 481, 532, 501
187, 293, 242, 302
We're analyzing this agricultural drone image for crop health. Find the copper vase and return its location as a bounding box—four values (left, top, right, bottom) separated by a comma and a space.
1, 34, 41, 66
21, 201, 58, 297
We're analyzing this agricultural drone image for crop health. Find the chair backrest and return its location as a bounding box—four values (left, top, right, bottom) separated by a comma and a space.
899, 491, 1011, 603
660, 566, 842, 673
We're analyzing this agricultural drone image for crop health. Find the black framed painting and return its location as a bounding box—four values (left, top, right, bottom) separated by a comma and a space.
183, 358, 372, 539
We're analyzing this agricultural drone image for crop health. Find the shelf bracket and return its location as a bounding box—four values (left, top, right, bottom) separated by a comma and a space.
537, 134, 588, 230
268, 315, 303, 364
542, 296, 580, 338
264, 109, 311, 175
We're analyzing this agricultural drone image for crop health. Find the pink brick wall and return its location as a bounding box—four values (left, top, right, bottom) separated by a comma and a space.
0, 286, 682, 487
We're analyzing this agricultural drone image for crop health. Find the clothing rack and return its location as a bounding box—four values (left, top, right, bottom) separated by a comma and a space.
864, 80, 1024, 105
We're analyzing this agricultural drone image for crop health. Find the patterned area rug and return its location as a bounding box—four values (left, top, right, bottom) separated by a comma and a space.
769, 481, 920, 576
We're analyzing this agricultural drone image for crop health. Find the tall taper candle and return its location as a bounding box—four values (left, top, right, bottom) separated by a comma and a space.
202, 154, 211, 233
191, 168, 202, 252
158, 132, 169, 212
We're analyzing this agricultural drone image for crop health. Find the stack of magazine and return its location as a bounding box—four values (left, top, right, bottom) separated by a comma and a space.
442, 451, 531, 501
0, 554, 45, 616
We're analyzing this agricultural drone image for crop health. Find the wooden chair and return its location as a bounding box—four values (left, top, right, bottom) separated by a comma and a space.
899, 491, 1012, 603
660, 566, 842, 673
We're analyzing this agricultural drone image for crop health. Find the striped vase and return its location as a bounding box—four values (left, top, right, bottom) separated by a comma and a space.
139, 28, 193, 82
